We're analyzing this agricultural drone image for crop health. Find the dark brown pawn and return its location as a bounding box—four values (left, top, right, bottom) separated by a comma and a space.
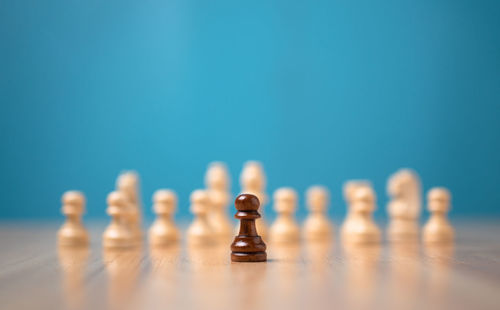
231, 194, 267, 262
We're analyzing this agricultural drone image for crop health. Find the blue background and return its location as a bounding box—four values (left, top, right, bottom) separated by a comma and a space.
1, 0, 499, 221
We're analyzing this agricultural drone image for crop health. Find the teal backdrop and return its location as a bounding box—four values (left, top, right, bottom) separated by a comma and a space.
1, 0, 499, 220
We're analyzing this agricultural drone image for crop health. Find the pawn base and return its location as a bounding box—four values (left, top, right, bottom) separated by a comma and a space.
231, 251, 267, 262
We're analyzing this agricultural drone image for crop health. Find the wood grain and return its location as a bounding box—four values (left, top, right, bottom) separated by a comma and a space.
0, 219, 499, 310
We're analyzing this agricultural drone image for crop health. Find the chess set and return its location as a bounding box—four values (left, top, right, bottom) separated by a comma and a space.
58, 161, 454, 258
2, 161, 499, 310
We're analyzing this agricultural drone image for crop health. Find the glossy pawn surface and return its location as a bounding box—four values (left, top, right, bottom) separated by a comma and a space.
187, 190, 213, 246
103, 191, 137, 248
231, 194, 267, 262
205, 162, 233, 240
269, 188, 300, 243
239, 161, 268, 240
58, 191, 89, 246
423, 187, 454, 243
341, 186, 381, 244
149, 189, 180, 246
303, 186, 333, 241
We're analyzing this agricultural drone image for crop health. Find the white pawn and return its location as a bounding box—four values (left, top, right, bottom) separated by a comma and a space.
103, 191, 137, 248
341, 186, 381, 244
423, 187, 454, 243
205, 162, 232, 239
149, 189, 180, 246
58, 191, 89, 246
343, 180, 372, 205
116, 171, 143, 241
270, 188, 300, 243
386, 169, 422, 241
187, 190, 213, 246
303, 186, 333, 241
240, 161, 268, 239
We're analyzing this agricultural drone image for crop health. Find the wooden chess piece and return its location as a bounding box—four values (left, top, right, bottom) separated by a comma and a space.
386, 169, 422, 242
187, 189, 213, 245
239, 161, 268, 240
341, 186, 381, 244
303, 186, 333, 241
343, 180, 372, 205
103, 191, 137, 248
269, 188, 300, 243
205, 162, 233, 240
149, 189, 180, 246
423, 187, 454, 243
231, 194, 267, 262
58, 191, 89, 246
116, 171, 143, 242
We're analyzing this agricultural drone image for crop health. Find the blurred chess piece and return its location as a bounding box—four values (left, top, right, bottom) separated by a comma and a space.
240, 161, 268, 240
303, 186, 333, 241
149, 189, 180, 246
116, 171, 143, 242
103, 191, 137, 248
341, 185, 381, 244
205, 162, 233, 240
423, 187, 454, 243
58, 191, 89, 246
187, 190, 214, 246
269, 188, 300, 244
343, 180, 372, 205
58, 245, 89, 310
387, 169, 422, 242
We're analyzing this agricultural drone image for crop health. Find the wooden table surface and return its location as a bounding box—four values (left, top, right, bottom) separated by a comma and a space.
1, 219, 499, 310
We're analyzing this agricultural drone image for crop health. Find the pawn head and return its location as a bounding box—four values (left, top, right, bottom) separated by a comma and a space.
343, 180, 371, 203
352, 186, 376, 213
107, 191, 128, 215
273, 187, 297, 213
190, 190, 209, 214
240, 161, 266, 190
62, 191, 85, 215
154, 189, 177, 205
205, 162, 229, 190
427, 187, 451, 213
153, 189, 177, 213
306, 186, 329, 211
235, 194, 260, 211
62, 191, 85, 206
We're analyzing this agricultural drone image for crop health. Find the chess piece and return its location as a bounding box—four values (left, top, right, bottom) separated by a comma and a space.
343, 180, 372, 205
423, 187, 454, 243
231, 194, 267, 262
269, 188, 300, 243
205, 162, 232, 240
116, 171, 143, 242
240, 161, 268, 240
341, 186, 381, 244
103, 191, 137, 248
187, 190, 213, 245
149, 189, 180, 246
387, 169, 422, 241
58, 191, 89, 246
303, 186, 333, 241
